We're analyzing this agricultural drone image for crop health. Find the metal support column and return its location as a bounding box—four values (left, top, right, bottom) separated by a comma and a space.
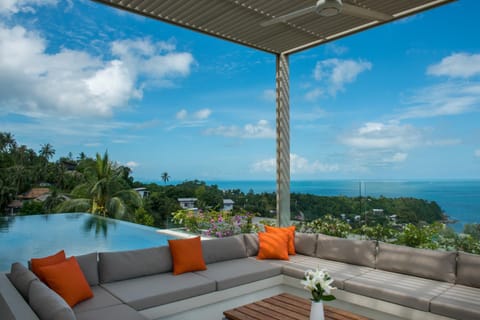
276, 53, 290, 227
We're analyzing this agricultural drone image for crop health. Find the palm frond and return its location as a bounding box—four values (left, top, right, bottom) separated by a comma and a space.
107, 197, 126, 219
114, 189, 143, 208
55, 198, 91, 213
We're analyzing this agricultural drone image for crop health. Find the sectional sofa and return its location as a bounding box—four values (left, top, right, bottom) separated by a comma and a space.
1, 233, 479, 320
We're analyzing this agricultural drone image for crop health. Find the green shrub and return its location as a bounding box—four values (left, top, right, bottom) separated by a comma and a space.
395, 222, 443, 249
357, 223, 398, 242
299, 214, 351, 238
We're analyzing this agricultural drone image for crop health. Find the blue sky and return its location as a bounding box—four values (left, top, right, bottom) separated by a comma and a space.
0, 0, 479, 181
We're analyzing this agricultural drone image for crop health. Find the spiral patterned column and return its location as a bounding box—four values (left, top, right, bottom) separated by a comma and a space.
276, 53, 290, 227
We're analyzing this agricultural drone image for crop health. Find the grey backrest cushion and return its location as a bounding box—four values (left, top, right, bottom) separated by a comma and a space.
376, 242, 456, 283
243, 233, 259, 256
295, 233, 317, 256
29, 280, 76, 320
99, 246, 172, 283
8, 262, 38, 301
456, 251, 480, 287
75, 252, 98, 286
316, 234, 376, 268
202, 235, 247, 264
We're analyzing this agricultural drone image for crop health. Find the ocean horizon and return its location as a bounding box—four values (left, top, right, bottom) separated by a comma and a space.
159, 179, 480, 232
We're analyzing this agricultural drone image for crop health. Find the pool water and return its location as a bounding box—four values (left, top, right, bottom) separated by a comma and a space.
0, 213, 175, 272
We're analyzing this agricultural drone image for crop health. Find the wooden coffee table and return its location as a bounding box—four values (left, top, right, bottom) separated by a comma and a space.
224, 293, 371, 320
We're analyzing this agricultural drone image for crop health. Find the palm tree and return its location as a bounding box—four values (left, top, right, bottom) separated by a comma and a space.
56, 151, 142, 219
39, 143, 55, 161
0, 132, 16, 153
77, 152, 87, 161
161, 172, 170, 184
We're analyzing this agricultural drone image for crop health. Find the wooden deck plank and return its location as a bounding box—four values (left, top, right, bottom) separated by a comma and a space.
254, 301, 307, 320
224, 293, 371, 320
263, 296, 310, 317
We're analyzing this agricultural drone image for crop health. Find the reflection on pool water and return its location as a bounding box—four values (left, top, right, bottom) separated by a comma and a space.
0, 213, 175, 272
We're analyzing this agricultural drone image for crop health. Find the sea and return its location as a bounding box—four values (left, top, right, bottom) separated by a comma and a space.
192, 180, 480, 233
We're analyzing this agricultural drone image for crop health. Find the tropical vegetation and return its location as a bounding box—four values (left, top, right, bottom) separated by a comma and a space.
1, 131, 479, 255
56, 152, 142, 219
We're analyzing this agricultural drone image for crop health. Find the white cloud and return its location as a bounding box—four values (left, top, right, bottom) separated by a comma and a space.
324, 43, 348, 55
205, 120, 275, 139
426, 139, 462, 146
475, 149, 480, 158
305, 88, 323, 101
427, 53, 480, 78
262, 89, 276, 102
251, 153, 339, 174
397, 82, 480, 120
84, 142, 102, 147
313, 58, 372, 96
0, 25, 195, 118
176, 109, 188, 120
342, 122, 422, 150
172, 108, 212, 128
293, 108, 327, 122
0, 0, 57, 15
125, 161, 139, 168
194, 108, 212, 120
384, 152, 408, 163
251, 158, 275, 173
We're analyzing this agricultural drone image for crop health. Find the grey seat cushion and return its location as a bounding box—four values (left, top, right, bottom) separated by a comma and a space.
376, 242, 457, 283
100, 272, 216, 310
430, 284, 480, 320
73, 286, 122, 314
0, 273, 39, 320
75, 304, 147, 320
99, 246, 172, 283
201, 235, 247, 264
456, 251, 480, 287
294, 233, 317, 256
316, 235, 376, 268
8, 263, 38, 300
75, 253, 99, 286
280, 255, 373, 289
29, 280, 76, 320
343, 269, 452, 311
194, 258, 282, 291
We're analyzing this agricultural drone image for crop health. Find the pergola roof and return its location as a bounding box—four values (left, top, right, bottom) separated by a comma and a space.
94, 0, 454, 55
93, 0, 455, 226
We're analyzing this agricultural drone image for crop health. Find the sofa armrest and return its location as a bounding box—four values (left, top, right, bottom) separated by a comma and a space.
0, 273, 39, 320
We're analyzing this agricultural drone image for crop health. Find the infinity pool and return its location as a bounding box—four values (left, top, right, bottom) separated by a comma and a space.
0, 213, 175, 272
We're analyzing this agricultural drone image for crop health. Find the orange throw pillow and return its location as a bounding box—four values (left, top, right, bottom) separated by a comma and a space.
39, 256, 93, 307
168, 236, 207, 275
257, 232, 289, 260
31, 250, 66, 281
265, 225, 296, 255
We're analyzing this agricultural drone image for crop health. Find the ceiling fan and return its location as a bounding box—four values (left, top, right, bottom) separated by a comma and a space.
260, 0, 393, 27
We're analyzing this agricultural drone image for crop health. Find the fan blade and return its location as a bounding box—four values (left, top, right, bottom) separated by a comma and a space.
342, 3, 393, 21
261, 5, 317, 27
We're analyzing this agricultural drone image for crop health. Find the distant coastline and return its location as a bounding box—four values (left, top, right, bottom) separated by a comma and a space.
148, 179, 480, 232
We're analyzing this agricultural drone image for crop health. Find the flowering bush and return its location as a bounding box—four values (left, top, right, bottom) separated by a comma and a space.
203, 214, 252, 237
171, 209, 255, 237
301, 268, 336, 302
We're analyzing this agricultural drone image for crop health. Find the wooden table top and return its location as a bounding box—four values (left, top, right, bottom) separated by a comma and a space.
223, 293, 371, 320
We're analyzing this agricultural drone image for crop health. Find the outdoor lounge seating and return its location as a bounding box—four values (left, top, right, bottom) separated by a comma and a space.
1, 233, 479, 320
